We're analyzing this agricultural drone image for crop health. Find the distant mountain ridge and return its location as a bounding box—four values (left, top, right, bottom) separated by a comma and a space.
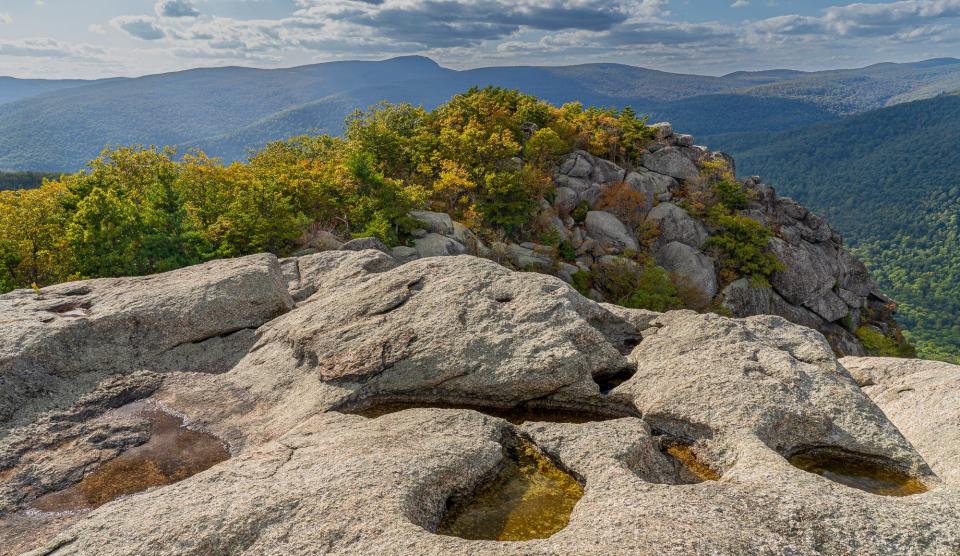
3, 56, 960, 171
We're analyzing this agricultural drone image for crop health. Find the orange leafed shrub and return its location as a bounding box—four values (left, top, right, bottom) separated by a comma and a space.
597, 181, 646, 231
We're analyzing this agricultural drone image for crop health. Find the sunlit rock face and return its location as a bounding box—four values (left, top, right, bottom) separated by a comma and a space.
0, 252, 958, 555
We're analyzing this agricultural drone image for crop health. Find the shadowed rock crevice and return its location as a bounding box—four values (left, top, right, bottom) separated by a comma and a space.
592, 367, 638, 394
342, 397, 639, 425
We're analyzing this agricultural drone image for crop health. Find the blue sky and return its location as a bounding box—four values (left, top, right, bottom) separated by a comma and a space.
1, 1, 959, 78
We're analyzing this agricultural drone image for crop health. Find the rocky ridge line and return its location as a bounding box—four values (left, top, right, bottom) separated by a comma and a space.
294, 122, 903, 357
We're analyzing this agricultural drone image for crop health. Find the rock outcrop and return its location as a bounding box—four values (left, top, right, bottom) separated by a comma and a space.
842, 357, 960, 487
1, 252, 957, 555
292, 123, 900, 356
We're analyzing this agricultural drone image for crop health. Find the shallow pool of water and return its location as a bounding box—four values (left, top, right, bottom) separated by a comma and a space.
28, 403, 229, 513
437, 441, 584, 541
665, 443, 721, 483
789, 449, 927, 496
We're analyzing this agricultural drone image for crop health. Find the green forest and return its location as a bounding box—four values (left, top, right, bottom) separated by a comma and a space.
0, 88, 663, 294
727, 93, 960, 362
0, 172, 61, 191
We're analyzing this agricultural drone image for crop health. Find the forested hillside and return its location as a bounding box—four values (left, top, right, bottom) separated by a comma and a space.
0, 76, 101, 105
0, 172, 60, 191
3, 57, 960, 171
727, 94, 960, 361
0, 89, 659, 290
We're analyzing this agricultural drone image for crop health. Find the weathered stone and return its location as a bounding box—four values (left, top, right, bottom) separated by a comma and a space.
413, 233, 468, 258
646, 202, 708, 249
624, 170, 678, 211
590, 158, 626, 185
673, 134, 695, 147
555, 174, 591, 193
560, 152, 593, 178
836, 287, 865, 309
650, 121, 673, 138
805, 290, 850, 323
312, 230, 344, 251
839, 249, 874, 297
654, 242, 718, 301
553, 186, 579, 214
619, 312, 929, 474
341, 237, 390, 254
410, 211, 455, 236
285, 249, 397, 303
641, 147, 700, 181
585, 211, 639, 253
768, 237, 840, 306
843, 357, 960, 486
579, 185, 602, 208
2, 254, 959, 555
0, 254, 293, 429
391, 246, 419, 264
505, 244, 553, 271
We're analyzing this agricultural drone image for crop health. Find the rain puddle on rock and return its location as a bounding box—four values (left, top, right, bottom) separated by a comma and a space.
437, 441, 584, 541
664, 443, 721, 483
789, 449, 928, 496
352, 401, 633, 425
28, 402, 229, 513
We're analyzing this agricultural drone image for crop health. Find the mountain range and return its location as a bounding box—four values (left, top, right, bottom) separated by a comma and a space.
1, 55, 958, 361
3, 56, 960, 171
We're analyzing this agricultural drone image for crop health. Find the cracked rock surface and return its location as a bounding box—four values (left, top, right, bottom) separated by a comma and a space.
0, 252, 958, 555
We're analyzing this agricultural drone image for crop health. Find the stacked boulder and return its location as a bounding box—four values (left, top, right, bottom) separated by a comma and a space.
294, 124, 898, 356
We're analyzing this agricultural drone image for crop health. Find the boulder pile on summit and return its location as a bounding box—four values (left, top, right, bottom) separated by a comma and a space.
296, 123, 905, 357
1, 250, 958, 555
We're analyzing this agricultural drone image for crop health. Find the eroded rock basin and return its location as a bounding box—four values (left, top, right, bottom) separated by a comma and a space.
438, 440, 584, 541
28, 401, 229, 513
789, 448, 928, 497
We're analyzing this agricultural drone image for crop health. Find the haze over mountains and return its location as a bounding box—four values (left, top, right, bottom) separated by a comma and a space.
2, 56, 960, 172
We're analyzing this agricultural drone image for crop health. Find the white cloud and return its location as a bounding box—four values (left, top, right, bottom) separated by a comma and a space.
88, 24, 106, 35
111, 16, 166, 41
155, 0, 200, 19
0, 37, 105, 59
732, 0, 750, 7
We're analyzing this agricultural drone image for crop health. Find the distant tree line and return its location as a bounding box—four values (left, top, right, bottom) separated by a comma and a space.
0, 172, 61, 191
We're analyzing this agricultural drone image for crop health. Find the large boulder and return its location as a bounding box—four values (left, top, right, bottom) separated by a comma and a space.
410, 211, 455, 236
590, 157, 626, 185
654, 242, 718, 302
226, 255, 637, 426
585, 211, 639, 253
640, 147, 700, 181
0, 254, 293, 429
646, 202, 708, 249
553, 186, 579, 214
624, 170, 676, 211
413, 234, 468, 258
559, 151, 593, 179
340, 237, 390, 254
617, 312, 929, 472
768, 237, 840, 307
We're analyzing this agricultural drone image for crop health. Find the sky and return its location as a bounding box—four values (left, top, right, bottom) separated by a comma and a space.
1, 0, 960, 79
